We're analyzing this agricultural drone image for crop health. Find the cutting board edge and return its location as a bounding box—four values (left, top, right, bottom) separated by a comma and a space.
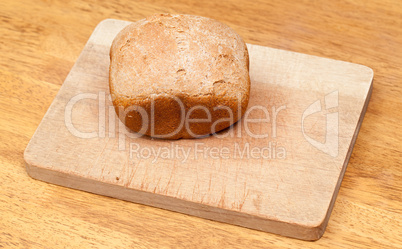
315, 78, 373, 239
24, 157, 327, 241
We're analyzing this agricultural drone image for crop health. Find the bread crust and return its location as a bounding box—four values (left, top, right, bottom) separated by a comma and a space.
109, 14, 250, 139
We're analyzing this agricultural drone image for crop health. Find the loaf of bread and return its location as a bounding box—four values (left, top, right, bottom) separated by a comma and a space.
109, 14, 250, 139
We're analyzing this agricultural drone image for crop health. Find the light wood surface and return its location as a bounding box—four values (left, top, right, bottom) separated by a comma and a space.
1, 0, 401, 248
24, 19, 373, 241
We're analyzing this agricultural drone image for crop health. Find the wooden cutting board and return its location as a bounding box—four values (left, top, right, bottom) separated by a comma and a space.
24, 19, 373, 240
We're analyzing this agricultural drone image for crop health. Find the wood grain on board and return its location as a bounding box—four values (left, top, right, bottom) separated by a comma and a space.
1, 0, 401, 248
24, 19, 373, 240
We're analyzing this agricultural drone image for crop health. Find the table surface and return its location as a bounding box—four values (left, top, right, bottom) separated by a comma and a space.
1, 0, 401, 248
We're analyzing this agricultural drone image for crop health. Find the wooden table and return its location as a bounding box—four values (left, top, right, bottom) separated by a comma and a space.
1, 0, 401, 248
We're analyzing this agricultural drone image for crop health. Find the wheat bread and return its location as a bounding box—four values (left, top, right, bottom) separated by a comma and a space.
109, 14, 250, 139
